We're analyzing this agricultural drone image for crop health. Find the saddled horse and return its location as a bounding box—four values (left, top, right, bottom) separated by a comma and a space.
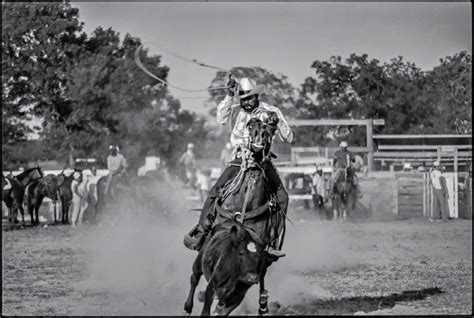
2, 167, 44, 224
331, 167, 357, 220
183, 117, 285, 316
26, 170, 76, 225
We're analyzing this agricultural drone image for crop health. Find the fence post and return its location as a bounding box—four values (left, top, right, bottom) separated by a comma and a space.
366, 119, 374, 172
454, 147, 458, 218
423, 173, 427, 218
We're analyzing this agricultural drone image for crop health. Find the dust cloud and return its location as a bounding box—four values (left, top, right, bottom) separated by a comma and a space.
77, 180, 363, 316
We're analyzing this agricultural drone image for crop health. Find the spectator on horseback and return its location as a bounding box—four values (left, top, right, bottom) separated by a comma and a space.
330, 141, 363, 199
104, 145, 127, 199
184, 75, 293, 258
180, 143, 197, 190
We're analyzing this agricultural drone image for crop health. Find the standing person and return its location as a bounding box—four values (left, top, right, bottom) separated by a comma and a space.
104, 145, 127, 199
220, 142, 233, 171
70, 171, 87, 227
311, 166, 326, 220
429, 161, 449, 222
184, 76, 293, 258
180, 143, 197, 189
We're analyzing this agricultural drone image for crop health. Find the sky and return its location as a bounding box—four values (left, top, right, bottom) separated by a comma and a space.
71, 1, 472, 115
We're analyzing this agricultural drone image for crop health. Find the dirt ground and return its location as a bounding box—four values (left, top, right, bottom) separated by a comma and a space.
2, 203, 472, 316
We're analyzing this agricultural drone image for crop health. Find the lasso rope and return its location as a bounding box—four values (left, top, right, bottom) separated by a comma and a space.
134, 42, 236, 93
221, 148, 255, 201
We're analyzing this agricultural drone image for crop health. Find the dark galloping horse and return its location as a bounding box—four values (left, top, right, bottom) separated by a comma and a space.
332, 167, 357, 220
183, 118, 284, 316
2, 167, 43, 224
26, 170, 76, 225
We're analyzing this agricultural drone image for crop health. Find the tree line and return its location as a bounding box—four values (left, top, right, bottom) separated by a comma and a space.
2, 2, 471, 171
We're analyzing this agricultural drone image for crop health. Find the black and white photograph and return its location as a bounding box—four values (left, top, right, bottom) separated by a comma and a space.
1, 0, 472, 316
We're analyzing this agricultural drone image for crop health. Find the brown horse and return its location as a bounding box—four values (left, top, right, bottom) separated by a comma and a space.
183, 118, 284, 316
2, 167, 44, 224
331, 167, 357, 220
26, 170, 76, 225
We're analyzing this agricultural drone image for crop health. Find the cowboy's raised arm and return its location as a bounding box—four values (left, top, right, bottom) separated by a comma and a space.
216, 95, 235, 124
276, 110, 293, 143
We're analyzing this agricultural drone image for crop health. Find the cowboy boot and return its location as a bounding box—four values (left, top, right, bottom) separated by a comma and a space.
267, 246, 286, 258
183, 224, 208, 251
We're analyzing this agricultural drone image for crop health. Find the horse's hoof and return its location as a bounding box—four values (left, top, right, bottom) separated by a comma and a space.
258, 308, 269, 316
182, 309, 191, 317
198, 290, 205, 303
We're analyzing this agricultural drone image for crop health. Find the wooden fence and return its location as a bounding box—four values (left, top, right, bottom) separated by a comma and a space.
396, 171, 472, 219
396, 173, 425, 217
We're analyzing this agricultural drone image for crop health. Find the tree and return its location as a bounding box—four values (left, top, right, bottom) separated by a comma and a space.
2, 2, 211, 172
50, 29, 209, 170
423, 51, 471, 134
2, 2, 86, 167
296, 53, 471, 149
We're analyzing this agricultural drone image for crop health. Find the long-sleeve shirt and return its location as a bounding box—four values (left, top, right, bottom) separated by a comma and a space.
216, 95, 293, 149
311, 173, 326, 198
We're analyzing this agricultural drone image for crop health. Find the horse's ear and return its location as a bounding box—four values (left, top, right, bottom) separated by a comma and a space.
230, 225, 239, 246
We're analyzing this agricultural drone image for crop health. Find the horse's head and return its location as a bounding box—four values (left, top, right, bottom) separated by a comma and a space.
246, 116, 279, 155
34, 166, 44, 179
210, 222, 264, 315
229, 223, 263, 285
15, 166, 43, 186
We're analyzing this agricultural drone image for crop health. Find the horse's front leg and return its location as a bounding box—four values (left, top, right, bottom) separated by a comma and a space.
63, 199, 70, 224
52, 200, 58, 224
18, 203, 26, 225
201, 280, 215, 316
258, 263, 269, 316
183, 254, 203, 316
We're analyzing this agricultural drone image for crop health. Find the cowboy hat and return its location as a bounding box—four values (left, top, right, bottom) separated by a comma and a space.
238, 78, 265, 99
187, 143, 194, 149
339, 141, 348, 148
433, 160, 440, 167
